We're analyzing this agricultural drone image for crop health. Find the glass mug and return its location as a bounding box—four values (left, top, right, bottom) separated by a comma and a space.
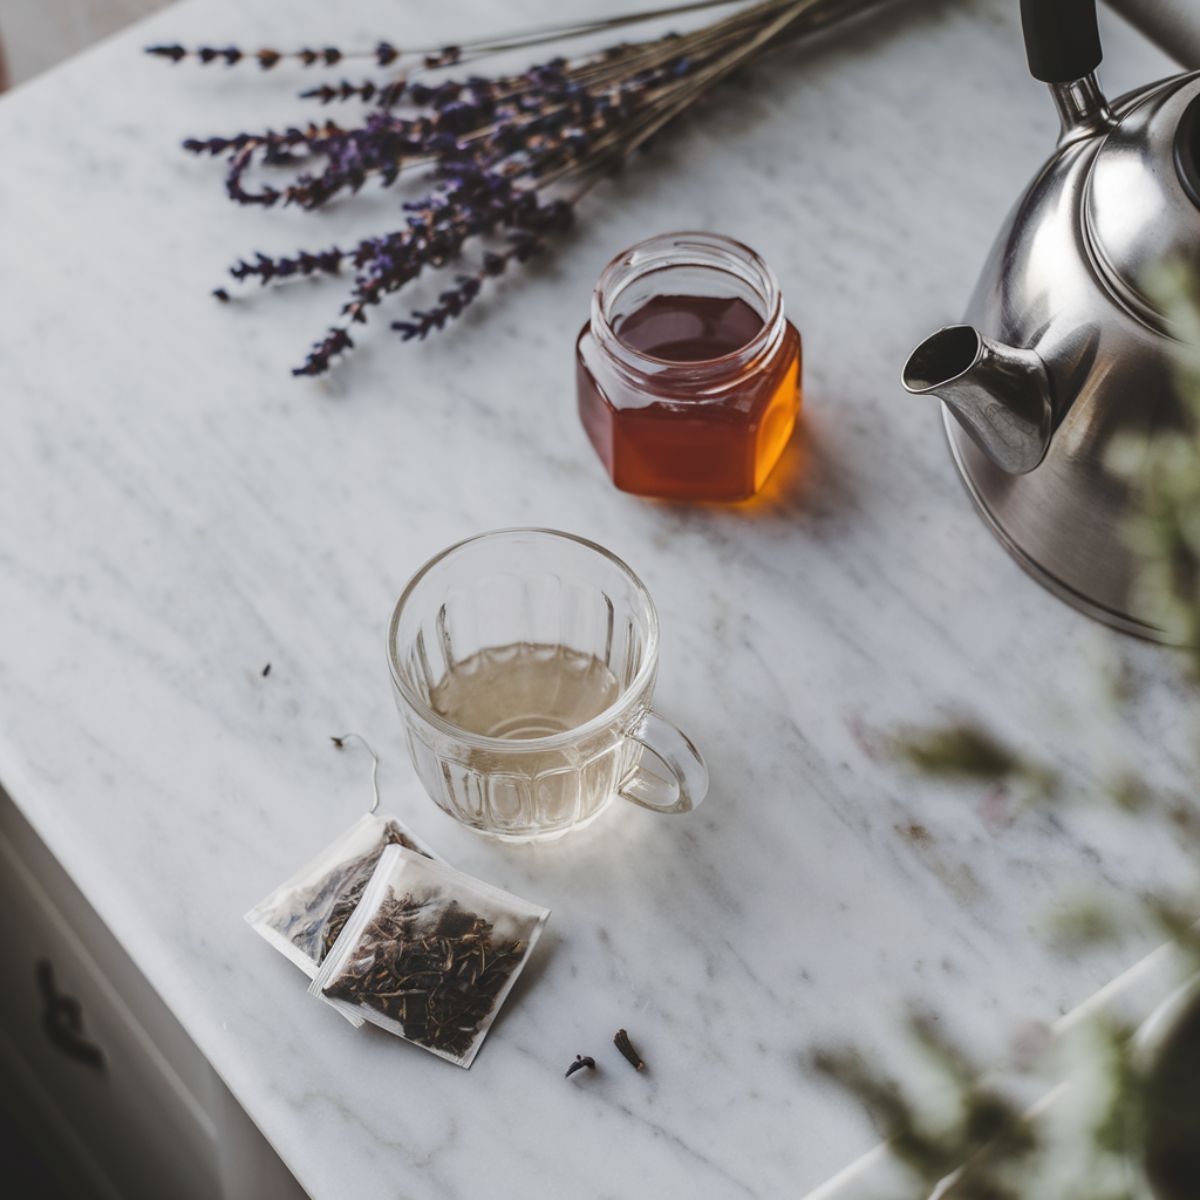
387, 529, 708, 843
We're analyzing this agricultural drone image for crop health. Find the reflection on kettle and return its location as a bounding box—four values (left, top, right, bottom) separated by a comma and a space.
904, 0, 1200, 641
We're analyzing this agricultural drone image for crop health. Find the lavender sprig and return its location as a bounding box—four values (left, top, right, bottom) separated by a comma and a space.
145, 1, 752, 71
391, 215, 569, 342
230, 246, 346, 285
300, 79, 401, 105
147, 43, 383, 68
391, 274, 482, 343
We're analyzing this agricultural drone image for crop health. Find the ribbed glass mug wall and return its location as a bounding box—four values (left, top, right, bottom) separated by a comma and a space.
387, 529, 706, 843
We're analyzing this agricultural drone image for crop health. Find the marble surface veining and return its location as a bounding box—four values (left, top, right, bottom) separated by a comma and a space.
0, 0, 1192, 1196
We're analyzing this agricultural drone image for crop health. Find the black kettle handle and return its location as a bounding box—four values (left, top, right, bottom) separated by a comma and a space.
1021, 0, 1103, 83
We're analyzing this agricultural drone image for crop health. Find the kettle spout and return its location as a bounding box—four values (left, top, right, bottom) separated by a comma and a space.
902, 326, 1054, 475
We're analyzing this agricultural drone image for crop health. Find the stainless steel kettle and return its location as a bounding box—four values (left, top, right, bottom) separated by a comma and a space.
903, 0, 1200, 640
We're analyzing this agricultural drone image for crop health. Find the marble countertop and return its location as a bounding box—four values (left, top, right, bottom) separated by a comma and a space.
0, 0, 1190, 1196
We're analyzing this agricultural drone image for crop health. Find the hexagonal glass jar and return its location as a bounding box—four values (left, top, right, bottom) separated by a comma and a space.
576, 232, 802, 502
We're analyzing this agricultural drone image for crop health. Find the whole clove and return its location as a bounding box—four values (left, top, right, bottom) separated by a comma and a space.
324, 889, 525, 1060
614, 1028, 645, 1071
565, 1054, 596, 1079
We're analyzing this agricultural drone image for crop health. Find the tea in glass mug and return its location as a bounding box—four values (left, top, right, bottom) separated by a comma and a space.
387, 529, 707, 843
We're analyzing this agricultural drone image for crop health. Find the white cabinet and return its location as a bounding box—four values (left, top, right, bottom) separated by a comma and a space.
0, 791, 309, 1200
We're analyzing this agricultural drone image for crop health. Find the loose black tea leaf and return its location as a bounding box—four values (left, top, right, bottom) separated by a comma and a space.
324, 888, 525, 1059
565, 1054, 596, 1079
614, 1028, 645, 1071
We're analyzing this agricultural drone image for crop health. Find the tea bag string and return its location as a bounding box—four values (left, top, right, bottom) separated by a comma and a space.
330, 733, 381, 815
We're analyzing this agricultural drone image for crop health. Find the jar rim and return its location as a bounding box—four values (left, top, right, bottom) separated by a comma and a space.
589, 230, 786, 386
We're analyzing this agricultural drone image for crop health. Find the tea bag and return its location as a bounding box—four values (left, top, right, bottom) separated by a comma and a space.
310, 845, 549, 1068
245, 811, 443, 979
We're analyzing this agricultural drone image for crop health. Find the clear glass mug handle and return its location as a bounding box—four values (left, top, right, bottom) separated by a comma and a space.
618, 710, 708, 815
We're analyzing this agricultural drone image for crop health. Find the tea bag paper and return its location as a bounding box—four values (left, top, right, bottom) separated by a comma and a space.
310, 845, 549, 1068
245, 812, 443, 980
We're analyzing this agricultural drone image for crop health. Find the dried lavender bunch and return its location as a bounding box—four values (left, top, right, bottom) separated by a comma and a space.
151, 0, 888, 375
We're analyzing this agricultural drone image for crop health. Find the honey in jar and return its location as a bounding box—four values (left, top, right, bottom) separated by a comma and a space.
576, 232, 802, 502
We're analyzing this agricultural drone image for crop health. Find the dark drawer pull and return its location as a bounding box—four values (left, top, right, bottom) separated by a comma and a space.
35, 959, 105, 1072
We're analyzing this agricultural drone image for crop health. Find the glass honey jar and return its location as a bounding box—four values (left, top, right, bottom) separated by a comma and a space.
576, 232, 802, 502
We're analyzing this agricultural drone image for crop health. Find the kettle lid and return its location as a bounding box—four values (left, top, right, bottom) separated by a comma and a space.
1086, 75, 1200, 333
